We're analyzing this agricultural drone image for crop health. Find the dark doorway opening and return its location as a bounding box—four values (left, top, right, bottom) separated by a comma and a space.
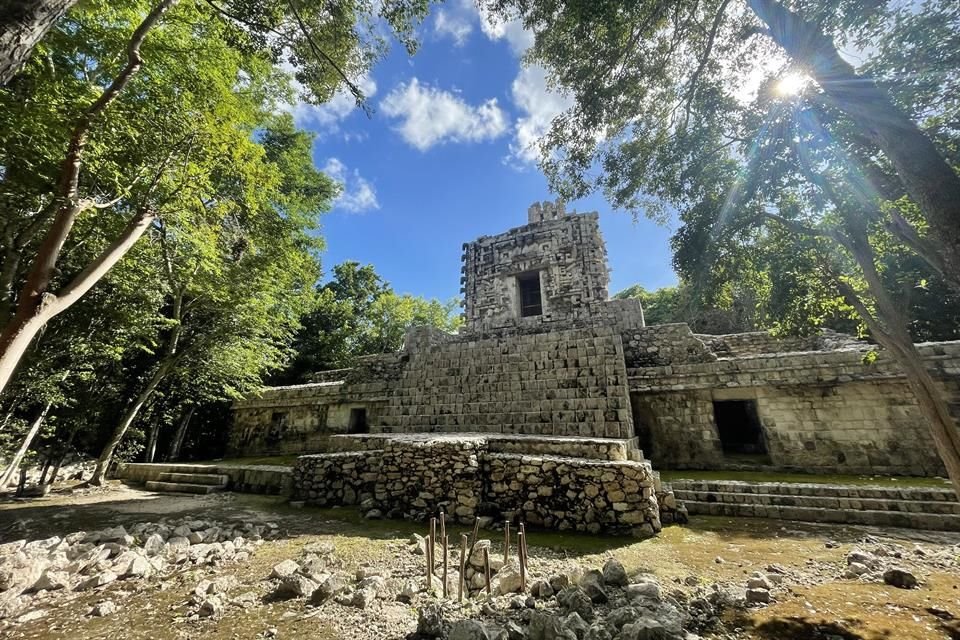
629, 394, 656, 459
517, 271, 543, 317
713, 400, 768, 458
348, 407, 368, 434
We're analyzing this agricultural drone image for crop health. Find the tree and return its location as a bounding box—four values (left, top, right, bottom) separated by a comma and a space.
87, 116, 330, 484
0, 0, 78, 85
0, 0, 433, 398
274, 262, 462, 383
485, 0, 960, 491
487, 0, 960, 284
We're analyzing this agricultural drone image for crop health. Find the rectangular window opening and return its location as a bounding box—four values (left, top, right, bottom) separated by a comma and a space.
517, 271, 543, 317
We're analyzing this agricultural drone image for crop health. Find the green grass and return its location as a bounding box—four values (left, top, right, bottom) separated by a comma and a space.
658, 469, 952, 488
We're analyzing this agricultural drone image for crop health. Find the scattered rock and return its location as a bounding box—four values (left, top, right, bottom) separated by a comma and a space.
601, 558, 628, 587
579, 570, 608, 603
745, 588, 771, 604
448, 619, 509, 640
198, 595, 223, 618
883, 567, 918, 589
270, 559, 300, 579
89, 600, 116, 617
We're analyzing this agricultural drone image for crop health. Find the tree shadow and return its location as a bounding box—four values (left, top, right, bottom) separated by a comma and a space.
735, 614, 885, 640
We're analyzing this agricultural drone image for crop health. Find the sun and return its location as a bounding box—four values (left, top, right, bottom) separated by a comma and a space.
773, 72, 809, 97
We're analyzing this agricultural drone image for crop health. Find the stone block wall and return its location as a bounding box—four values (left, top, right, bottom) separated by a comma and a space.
292, 451, 379, 506
290, 435, 666, 536
461, 202, 609, 332
484, 453, 661, 535
378, 327, 634, 438
628, 342, 960, 475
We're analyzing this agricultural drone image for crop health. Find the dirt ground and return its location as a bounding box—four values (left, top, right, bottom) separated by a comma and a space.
1, 482, 959, 640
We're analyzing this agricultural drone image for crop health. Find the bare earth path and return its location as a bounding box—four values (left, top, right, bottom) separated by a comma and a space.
1, 482, 959, 640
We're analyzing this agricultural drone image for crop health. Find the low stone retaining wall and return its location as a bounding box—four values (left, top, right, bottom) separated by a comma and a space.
484, 453, 660, 535
291, 435, 675, 537
115, 462, 293, 495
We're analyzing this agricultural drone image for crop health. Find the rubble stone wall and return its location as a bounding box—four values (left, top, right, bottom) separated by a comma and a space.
483, 453, 661, 536
290, 436, 667, 536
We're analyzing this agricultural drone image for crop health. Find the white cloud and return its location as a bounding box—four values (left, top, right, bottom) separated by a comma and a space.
475, 7, 533, 54
434, 8, 473, 47
380, 78, 508, 151
509, 65, 573, 165
322, 158, 380, 213
282, 72, 377, 133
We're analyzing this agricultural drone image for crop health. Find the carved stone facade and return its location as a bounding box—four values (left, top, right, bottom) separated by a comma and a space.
231, 200, 960, 533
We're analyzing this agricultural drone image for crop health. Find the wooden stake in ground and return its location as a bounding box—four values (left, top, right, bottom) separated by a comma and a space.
467, 515, 481, 559
440, 510, 446, 541
483, 547, 492, 594
517, 531, 526, 591
458, 533, 468, 602
519, 522, 528, 562
429, 517, 437, 575
442, 534, 449, 598
504, 521, 510, 564
426, 520, 434, 590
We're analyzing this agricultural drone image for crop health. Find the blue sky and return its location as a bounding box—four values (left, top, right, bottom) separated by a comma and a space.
288, 2, 678, 303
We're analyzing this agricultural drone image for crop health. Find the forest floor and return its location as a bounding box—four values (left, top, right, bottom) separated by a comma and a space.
1, 482, 959, 640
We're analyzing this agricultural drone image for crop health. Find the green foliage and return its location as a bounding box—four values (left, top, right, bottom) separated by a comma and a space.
275, 261, 462, 383
485, 0, 960, 341
0, 0, 436, 465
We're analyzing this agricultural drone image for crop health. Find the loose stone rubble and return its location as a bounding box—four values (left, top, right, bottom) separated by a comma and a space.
0, 516, 278, 623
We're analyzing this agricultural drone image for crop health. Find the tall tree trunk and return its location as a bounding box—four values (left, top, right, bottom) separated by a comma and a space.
88, 360, 172, 485
0, 0, 177, 398
836, 225, 960, 495
145, 411, 160, 463
167, 405, 194, 461
89, 288, 184, 485
748, 0, 960, 282
0, 399, 52, 488
0, 0, 78, 85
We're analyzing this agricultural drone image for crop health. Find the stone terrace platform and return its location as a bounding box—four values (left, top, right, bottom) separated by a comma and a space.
321, 432, 646, 461
669, 478, 960, 531
115, 462, 293, 496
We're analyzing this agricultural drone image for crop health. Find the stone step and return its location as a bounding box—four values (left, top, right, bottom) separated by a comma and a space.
667, 479, 957, 503
144, 480, 224, 494
682, 499, 960, 532
157, 472, 229, 486
672, 489, 960, 515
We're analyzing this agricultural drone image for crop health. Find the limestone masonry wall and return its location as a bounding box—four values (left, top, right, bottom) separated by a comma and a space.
291, 435, 668, 536
378, 327, 635, 439
628, 342, 960, 475
461, 203, 609, 332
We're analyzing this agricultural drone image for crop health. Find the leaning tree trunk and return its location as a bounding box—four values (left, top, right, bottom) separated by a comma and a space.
145, 412, 161, 463
748, 0, 960, 283
0, 0, 176, 398
0, 0, 78, 85
0, 399, 52, 488
89, 360, 172, 485
167, 405, 194, 461
837, 226, 960, 495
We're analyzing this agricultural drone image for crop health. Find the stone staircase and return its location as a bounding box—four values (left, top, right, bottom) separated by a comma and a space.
669, 479, 960, 531
143, 471, 229, 495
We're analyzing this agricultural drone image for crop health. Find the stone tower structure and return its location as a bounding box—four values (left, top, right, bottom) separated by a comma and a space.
461, 200, 611, 332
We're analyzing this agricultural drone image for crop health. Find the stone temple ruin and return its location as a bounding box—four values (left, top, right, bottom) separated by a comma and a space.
231, 200, 960, 535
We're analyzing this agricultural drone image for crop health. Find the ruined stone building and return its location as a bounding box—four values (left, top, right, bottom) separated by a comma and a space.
231, 201, 960, 534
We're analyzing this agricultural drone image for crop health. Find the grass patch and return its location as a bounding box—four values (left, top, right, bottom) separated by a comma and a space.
659, 469, 952, 488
